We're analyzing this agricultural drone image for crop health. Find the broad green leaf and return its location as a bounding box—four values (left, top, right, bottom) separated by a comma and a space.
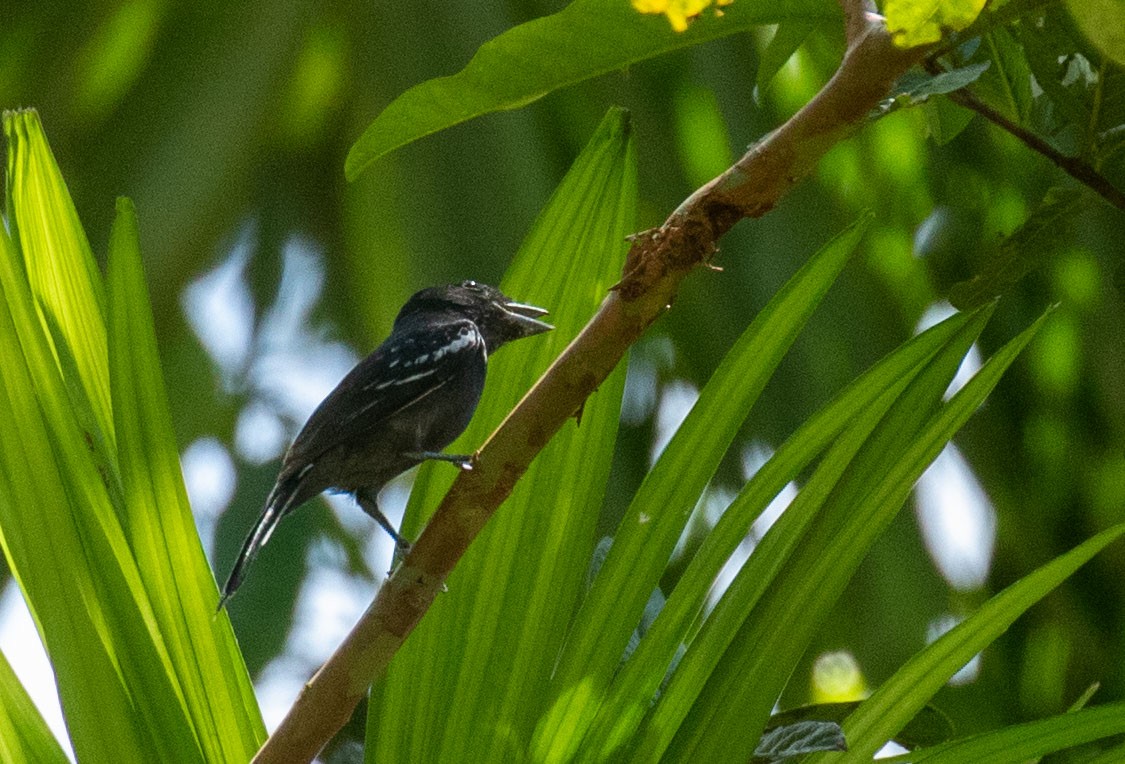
367, 107, 635, 763
345, 0, 838, 179
0, 648, 69, 764
1014, 14, 1094, 132
885, 0, 986, 48
820, 521, 1125, 763
923, 95, 976, 145
974, 27, 1033, 123
566, 310, 969, 762
3, 109, 114, 451
534, 214, 871, 763
106, 197, 265, 760
649, 306, 1002, 762
898, 702, 1125, 762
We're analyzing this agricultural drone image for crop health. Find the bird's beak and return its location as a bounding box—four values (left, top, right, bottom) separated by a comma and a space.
501, 300, 554, 336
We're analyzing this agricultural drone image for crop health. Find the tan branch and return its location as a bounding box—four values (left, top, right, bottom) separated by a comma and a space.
252, 8, 929, 763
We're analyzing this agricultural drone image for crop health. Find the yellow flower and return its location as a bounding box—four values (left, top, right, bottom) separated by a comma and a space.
632, 0, 734, 32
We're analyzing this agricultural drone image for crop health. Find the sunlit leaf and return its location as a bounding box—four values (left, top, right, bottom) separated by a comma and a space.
885, 0, 987, 47
107, 197, 265, 759
0, 108, 259, 761
3, 109, 114, 453
0, 648, 69, 764
0, 153, 187, 762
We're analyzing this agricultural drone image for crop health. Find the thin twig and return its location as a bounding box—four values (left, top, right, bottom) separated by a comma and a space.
923, 59, 1125, 213
252, 3, 930, 761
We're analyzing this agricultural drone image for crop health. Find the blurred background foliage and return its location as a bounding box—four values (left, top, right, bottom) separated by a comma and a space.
3, 0, 1124, 750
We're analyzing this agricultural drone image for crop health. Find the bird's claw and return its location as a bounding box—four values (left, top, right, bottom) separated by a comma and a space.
407, 451, 474, 470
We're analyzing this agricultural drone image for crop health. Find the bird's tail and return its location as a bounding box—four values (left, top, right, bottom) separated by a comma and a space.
217, 470, 308, 612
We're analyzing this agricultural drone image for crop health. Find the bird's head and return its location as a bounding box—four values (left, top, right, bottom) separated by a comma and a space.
396, 281, 553, 352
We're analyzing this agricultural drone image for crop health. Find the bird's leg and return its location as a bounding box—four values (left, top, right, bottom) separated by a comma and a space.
355, 489, 412, 552
405, 451, 474, 470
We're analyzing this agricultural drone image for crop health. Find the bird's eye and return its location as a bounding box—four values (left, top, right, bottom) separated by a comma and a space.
461, 279, 478, 289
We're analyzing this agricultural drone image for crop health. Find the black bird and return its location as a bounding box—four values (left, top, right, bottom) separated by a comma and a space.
218, 281, 552, 609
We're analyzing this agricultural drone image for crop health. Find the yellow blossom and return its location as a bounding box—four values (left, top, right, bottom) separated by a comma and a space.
632, 0, 734, 32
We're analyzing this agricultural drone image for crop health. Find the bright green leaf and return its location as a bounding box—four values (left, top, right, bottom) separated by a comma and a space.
1, 108, 219, 762
3, 109, 114, 451
0, 178, 175, 762
106, 197, 265, 760
0, 648, 69, 764
885, 0, 987, 48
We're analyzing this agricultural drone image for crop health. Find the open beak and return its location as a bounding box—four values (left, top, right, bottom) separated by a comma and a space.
502, 300, 553, 336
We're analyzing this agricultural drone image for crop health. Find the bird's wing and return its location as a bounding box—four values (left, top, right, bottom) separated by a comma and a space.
281, 318, 486, 470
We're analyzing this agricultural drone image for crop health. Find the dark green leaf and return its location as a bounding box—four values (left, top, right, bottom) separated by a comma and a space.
950, 187, 1089, 309
765, 702, 954, 750
753, 719, 847, 761
879, 62, 991, 116
345, 0, 838, 178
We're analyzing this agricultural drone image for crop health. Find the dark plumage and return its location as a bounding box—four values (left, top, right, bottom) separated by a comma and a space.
218, 281, 552, 609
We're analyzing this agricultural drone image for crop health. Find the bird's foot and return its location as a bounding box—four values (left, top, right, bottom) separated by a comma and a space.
407, 451, 474, 471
